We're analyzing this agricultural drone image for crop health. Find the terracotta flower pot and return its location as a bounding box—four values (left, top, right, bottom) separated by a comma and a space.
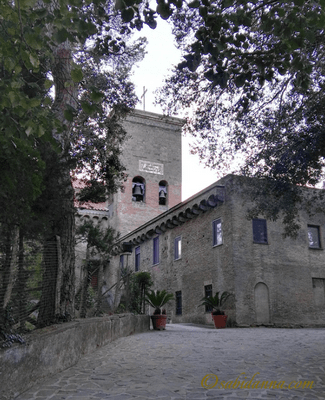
151, 314, 167, 330
211, 314, 227, 329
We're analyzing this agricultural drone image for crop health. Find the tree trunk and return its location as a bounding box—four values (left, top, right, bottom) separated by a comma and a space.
96, 257, 104, 314
0, 226, 19, 313
80, 246, 90, 318
38, 238, 58, 326
56, 185, 76, 319
80, 265, 90, 319
37, 170, 76, 326
55, 235, 63, 316
17, 230, 28, 329
113, 265, 122, 312
51, 41, 77, 320
37, 39, 78, 324
140, 282, 145, 314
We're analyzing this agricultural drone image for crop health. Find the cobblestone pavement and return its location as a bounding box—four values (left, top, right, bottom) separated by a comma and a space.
15, 324, 325, 400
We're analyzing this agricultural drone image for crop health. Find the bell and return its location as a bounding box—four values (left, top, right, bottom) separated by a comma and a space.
159, 190, 166, 205
133, 184, 143, 201
133, 185, 142, 196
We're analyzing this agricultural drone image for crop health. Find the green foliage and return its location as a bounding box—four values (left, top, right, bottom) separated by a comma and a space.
116, 0, 325, 234
128, 272, 153, 314
145, 289, 174, 314
148, 0, 325, 234
0, 0, 146, 326
76, 180, 106, 204
0, 0, 146, 231
199, 291, 231, 314
113, 1, 325, 234
26, 243, 43, 300
0, 134, 45, 228
76, 220, 119, 257
75, 285, 97, 311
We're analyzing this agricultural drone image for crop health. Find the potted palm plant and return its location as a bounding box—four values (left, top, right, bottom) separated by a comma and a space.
199, 291, 231, 329
145, 289, 174, 330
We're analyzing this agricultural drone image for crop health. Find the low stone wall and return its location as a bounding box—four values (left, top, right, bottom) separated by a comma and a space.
0, 314, 150, 400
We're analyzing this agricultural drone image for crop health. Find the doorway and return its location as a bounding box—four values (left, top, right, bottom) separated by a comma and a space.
254, 282, 270, 325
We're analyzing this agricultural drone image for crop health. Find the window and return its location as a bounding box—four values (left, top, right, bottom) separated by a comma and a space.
176, 291, 182, 315
174, 236, 182, 260
132, 177, 145, 202
204, 285, 213, 312
159, 181, 167, 205
308, 225, 321, 249
135, 246, 140, 271
153, 236, 159, 265
213, 218, 223, 246
253, 219, 268, 244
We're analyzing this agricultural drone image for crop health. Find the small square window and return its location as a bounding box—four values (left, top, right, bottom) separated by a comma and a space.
176, 291, 182, 315
174, 236, 182, 260
135, 246, 140, 271
253, 219, 268, 244
308, 225, 321, 249
213, 218, 223, 246
153, 236, 159, 265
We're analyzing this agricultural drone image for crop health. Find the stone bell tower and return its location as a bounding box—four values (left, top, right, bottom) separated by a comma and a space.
109, 110, 184, 237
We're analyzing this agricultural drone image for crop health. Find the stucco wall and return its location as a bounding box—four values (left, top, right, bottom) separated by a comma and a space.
0, 314, 150, 400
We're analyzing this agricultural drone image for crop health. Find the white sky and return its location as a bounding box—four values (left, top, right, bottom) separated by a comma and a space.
131, 20, 220, 201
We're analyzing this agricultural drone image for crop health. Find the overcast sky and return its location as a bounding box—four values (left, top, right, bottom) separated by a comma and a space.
131, 20, 220, 201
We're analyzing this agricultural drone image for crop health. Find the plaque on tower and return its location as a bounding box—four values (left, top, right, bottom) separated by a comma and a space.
139, 160, 164, 175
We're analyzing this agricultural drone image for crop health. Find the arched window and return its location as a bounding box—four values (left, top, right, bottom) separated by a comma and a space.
132, 177, 145, 202
159, 180, 167, 205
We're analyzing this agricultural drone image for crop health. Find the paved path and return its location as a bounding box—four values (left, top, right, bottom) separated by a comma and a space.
15, 324, 325, 400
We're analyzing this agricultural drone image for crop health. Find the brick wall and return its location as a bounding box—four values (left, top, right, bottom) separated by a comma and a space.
110, 110, 183, 237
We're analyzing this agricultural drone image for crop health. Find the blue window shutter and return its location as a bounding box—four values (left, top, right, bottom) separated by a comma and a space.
153, 237, 159, 264
253, 219, 268, 243
135, 246, 140, 271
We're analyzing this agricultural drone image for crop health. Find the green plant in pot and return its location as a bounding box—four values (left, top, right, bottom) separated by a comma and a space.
199, 291, 231, 329
145, 289, 174, 330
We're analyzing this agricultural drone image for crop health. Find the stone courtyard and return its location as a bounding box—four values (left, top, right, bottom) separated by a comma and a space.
14, 323, 325, 400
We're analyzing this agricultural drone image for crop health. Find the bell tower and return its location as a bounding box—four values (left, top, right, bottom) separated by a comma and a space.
109, 110, 184, 237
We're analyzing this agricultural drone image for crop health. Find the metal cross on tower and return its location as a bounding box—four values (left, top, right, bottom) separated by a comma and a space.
141, 86, 148, 111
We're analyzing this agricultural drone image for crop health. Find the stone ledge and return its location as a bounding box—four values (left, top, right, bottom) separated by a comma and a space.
0, 313, 150, 400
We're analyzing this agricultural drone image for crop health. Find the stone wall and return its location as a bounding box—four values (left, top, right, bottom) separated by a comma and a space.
0, 314, 150, 400
110, 175, 325, 328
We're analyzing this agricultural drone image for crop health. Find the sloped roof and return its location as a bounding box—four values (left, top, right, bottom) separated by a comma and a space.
73, 179, 108, 211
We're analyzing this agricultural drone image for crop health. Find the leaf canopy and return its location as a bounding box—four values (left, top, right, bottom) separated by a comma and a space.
145, 289, 174, 309
199, 291, 231, 311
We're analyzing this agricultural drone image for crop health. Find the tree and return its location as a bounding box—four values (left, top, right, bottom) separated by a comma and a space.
128, 272, 153, 314
156, 0, 325, 176
115, 0, 325, 235
0, 0, 146, 327
162, 1, 325, 236
75, 220, 119, 317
